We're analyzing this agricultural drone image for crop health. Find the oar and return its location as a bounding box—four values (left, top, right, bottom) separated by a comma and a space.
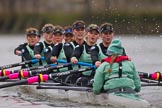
139, 71, 162, 81
57, 60, 94, 67
0, 60, 94, 76
36, 86, 92, 92
0, 57, 44, 70
0, 63, 56, 76
0, 66, 95, 89
0, 63, 71, 81
140, 78, 158, 83
0, 62, 96, 81
142, 83, 162, 86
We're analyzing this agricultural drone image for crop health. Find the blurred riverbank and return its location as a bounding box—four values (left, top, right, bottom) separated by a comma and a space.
0, 0, 162, 34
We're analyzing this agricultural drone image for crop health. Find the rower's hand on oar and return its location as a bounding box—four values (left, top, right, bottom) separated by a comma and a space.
71, 57, 78, 64
50, 56, 57, 63
95, 61, 101, 68
128, 57, 132, 61
15, 50, 22, 56
34, 54, 41, 59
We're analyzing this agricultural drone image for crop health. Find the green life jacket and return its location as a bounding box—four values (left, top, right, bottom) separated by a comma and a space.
24, 45, 40, 67
98, 44, 107, 61
79, 45, 92, 76
47, 46, 58, 73
70, 42, 79, 70
57, 43, 68, 72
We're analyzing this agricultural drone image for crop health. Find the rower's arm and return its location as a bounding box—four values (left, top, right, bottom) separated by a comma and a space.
64, 43, 74, 62
46, 43, 62, 64
14, 42, 27, 55
91, 46, 99, 65
71, 45, 83, 59
51, 43, 63, 57
34, 42, 43, 55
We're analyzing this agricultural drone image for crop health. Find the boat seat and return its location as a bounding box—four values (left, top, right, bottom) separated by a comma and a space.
52, 76, 63, 82
75, 77, 89, 87
87, 78, 94, 87
64, 74, 79, 84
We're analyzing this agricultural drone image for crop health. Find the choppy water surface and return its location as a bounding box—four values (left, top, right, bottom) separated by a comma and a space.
0, 34, 162, 108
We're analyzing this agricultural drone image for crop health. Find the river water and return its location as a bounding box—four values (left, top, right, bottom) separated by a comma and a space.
0, 34, 162, 108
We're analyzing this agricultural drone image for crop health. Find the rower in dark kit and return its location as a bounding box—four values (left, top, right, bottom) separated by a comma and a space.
71, 24, 100, 86
14, 27, 40, 68
47, 21, 86, 67
46, 26, 72, 72
34, 24, 54, 66
91, 23, 127, 69
44, 25, 64, 60
45, 26, 75, 81
45, 21, 87, 83
55, 20, 87, 84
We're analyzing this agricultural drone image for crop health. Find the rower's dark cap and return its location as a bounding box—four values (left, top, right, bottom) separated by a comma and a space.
64, 28, 73, 36
53, 27, 64, 35
100, 24, 113, 33
87, 24, 100, 33
41, 26, 54, 33
27, 30, 39, 36
72, 21, 85, 30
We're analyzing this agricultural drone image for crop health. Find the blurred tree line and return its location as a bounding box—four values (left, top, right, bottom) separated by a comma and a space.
0, 0, 162, 35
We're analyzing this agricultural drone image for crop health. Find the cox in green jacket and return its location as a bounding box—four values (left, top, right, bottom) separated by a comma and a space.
93, 39, 141, 95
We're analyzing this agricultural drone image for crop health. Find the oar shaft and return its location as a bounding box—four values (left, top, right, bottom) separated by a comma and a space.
142, 83, 162, 86
0, 58, 40, 70
29, 63, 72, 75
0, 70, 30, 81
0, 64, 56, 77
0, 80, 27, 89
57, 60, 94, 67
0, 76, 8, 81
20, 63, 56, 72
50, 67, 94, 78
36, 86, 92, 92
139, 71, 162, 81
0, 63, 70, 81
0, 75, 49, 89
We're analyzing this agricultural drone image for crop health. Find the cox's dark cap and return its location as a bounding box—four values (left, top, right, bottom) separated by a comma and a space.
27, 30, 39, 36
100, 25, 113, 33
72, 21, 85, 30
87, 24, 100, 33
53, 27, 64, 35
41, 26, 54, 33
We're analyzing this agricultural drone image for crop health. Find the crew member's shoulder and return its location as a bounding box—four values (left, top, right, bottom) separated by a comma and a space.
54, 43, 63, 47
19, 42, 27, 46
90, 45, 98, 50
43, 46, 52, 52
35, 42, 43, 46
64, 43, 71, 46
